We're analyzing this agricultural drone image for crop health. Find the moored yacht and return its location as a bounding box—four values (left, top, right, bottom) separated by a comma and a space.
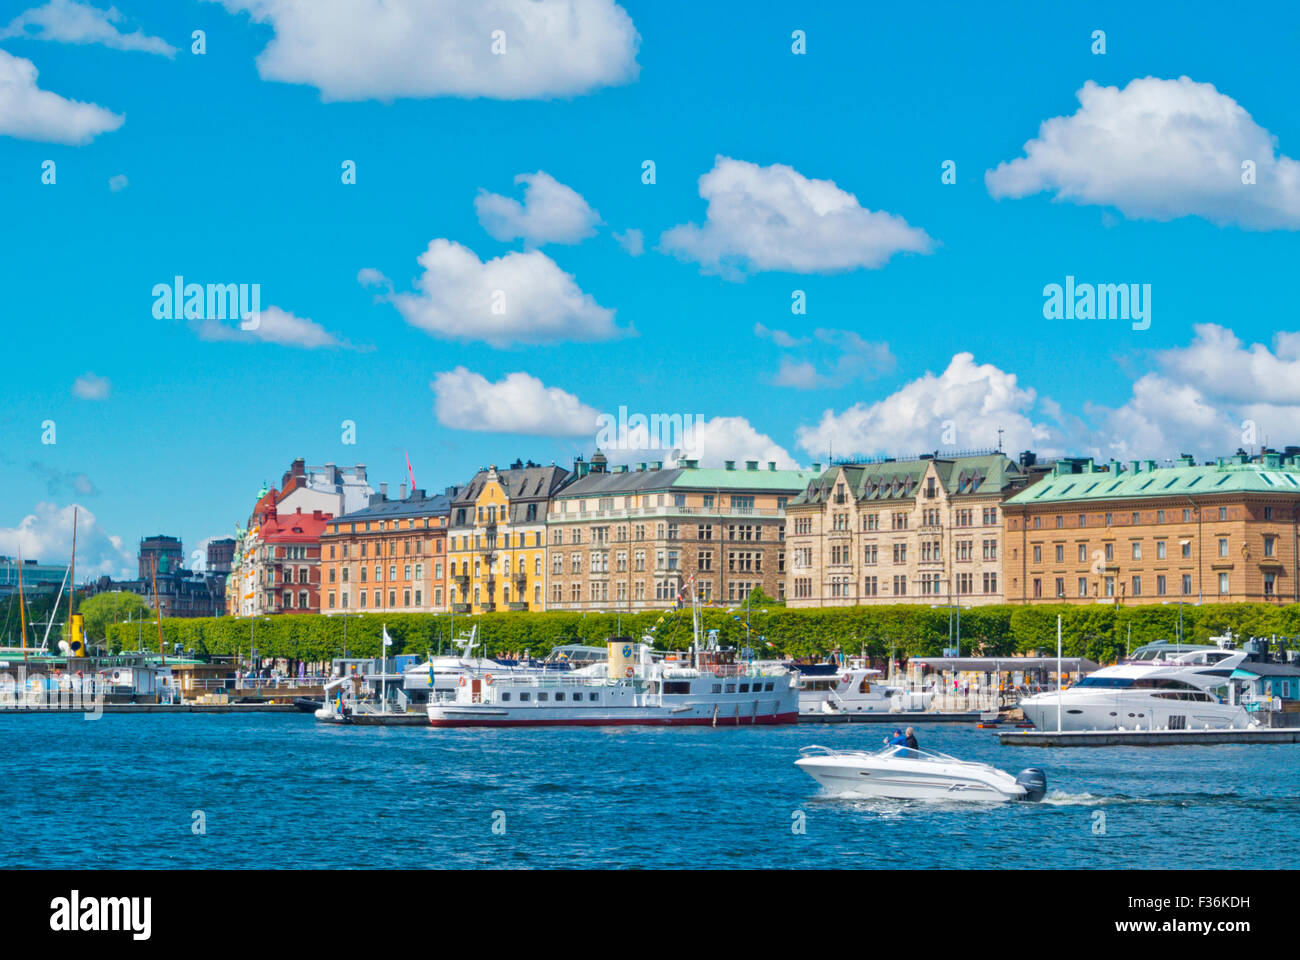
795, 661, 934, 718
1019, 636, 1253, 731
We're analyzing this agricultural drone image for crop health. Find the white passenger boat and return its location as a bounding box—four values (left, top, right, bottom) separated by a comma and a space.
1018, 637, 1253, 732
796, 662, 934, 717
795, 744, 1047, 802
427, 638, 798, 727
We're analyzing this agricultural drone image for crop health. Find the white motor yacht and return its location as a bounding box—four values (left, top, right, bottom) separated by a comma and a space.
1018, 637, 1252, 732
795, 662, 934, 717
795, 744, 1047, 803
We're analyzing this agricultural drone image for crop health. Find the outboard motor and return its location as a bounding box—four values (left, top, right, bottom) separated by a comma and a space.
1015, 768, 1047, 802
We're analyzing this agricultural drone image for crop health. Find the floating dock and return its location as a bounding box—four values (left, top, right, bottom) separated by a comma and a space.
799, 710, 985, 724
998, 727, 1300, 747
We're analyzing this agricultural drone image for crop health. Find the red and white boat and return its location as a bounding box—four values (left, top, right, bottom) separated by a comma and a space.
426, 639, 798, 727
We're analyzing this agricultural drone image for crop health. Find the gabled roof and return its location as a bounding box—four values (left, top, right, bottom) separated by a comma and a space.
326, 490, 455, 530
450, 464, 572, 524
790, 454, 1023, 506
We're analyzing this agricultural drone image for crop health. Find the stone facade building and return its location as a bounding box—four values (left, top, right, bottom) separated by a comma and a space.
545, 454, 819, 610
319, 485, 458, 614
784, 453, 1036, 608
1002, 452, 1300, 605
447, 461, 571, 614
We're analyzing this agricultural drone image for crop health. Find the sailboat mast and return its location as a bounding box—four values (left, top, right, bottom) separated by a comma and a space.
17, 547, 27, 662
68, 507, 77, 627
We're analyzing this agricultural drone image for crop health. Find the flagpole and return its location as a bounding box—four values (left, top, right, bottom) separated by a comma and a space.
381, 622, 387, 714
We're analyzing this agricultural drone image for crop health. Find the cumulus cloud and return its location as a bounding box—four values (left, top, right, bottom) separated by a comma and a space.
661, 155, 933, 279
431, 367, 600, 436
0, 502, 131, 578
0, 48, 123, 144
795, 352, 1055, 458
600, 416, 802, 470
71, 372, 110, 399
753, 322, 809, 348
613, 228, 644, 256
1, 0, 176, 56
475, 171, 601, 247
108, 173, 128, 191
384, 238, 623, 347
29, 462, 99, 497
211, 0, 640, 101
986, 76, 1300, 229
193, 305, 347, 349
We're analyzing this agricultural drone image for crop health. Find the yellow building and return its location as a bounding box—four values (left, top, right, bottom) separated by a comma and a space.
446, 461, 571, 613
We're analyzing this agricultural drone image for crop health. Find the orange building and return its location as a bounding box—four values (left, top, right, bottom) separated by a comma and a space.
319, 485, 459, 614
1002, 453, 1300, 605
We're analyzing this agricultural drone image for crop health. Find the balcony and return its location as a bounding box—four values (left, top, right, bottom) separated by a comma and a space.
451, 603, 471, 614
480, 602, 496, 613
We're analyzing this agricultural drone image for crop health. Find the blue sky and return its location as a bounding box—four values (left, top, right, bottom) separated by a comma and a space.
4, 0, 1300, 577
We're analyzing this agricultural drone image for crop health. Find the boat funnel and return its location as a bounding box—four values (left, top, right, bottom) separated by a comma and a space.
69, 614, 86, 657
607, 637, 636, 680
1015, 768, 1047, 802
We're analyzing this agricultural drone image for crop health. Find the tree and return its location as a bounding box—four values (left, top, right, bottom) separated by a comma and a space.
79, 592, 152, 646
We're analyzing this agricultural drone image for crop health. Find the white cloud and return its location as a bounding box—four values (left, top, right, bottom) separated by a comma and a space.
431, 367, 600, 436
600, 416, 801, 470
71, 372, 110, 399
753, 322, 809, 348
613, 228, 643, 256
1089, 374, 1239, 460
193, 305, 345, 349
475, 171, 601, 247
385, 238, 622, 347
0, 502, 131, 578
661, 155, 933, 279
212, 0, 639, 101
0, 48, 123, 144
986, 76, 1300, 229
1, 0, 176, 56
29, 462, 99, 497
795, 352, 1055, 458
108, 172, 127, 191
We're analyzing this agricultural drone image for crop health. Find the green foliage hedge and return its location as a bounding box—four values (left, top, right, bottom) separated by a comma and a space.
101, 602, 1300, 665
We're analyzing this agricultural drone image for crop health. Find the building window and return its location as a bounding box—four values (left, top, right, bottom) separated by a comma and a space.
1218, 572, 1230, 595
1131, 576, 1141, 597
1132, 542, 1141, 560
1156, 575, 1166, 596
1032, 578, 1042, 598
1218, 538, 1229, 558
1264, 536, 1275, 558
1182, 574, 1192, 595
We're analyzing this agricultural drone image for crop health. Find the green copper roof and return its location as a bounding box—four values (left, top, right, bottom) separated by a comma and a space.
668, 467, 819, 491
1005, 461, 1300, 506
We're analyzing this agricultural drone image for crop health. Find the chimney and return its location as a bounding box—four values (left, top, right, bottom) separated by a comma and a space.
725, 460, 736, 471
746, 460, 758, 471
1108, 460, 1123, 475
1177, 454, 1195, 467
812, 462, 822, 473
650, 460, 663, 470
768, 462, 777, 471
1129, 460, 1140, 474
400, 481, 407, 499
380, 482, 388, 498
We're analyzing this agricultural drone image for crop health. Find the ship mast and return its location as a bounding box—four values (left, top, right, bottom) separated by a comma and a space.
17, 547, 27, 662
152, 555, 165, 665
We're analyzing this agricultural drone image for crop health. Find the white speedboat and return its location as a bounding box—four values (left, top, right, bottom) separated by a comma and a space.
795, 744, 1047, 802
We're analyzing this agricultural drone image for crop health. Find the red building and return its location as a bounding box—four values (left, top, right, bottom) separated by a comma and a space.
259, 507, 333, 614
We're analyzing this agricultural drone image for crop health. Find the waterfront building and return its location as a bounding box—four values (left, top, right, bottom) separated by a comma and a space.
1002, 451, 1300, 604
0, 555, 69, 598
319, 484, 458, 614
784, 452, 1037, 608
447, 460, 572, 613
84, 535, 226, 618
546, 453, 819, 610
273, 458, 373, 517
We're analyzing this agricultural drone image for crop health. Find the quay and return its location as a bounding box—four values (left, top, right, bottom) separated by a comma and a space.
998, 727, 1300, 747
1, 702, 298, 715
799, 710, 985, 724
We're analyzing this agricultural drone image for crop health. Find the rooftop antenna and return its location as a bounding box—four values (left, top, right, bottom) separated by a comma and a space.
997, 427, 1005, 452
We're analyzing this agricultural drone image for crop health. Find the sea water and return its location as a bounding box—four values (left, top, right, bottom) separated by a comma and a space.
3, 715, 1295, 869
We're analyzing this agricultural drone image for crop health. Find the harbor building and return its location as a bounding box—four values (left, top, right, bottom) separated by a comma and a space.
447, 460, 572, 613
1002, 451, 1300, 604
784, 452, 1039, 608
274, 458, 373, 517
319, 484, 458, 614
0, 555, 70, 598
546, 453, 819, 610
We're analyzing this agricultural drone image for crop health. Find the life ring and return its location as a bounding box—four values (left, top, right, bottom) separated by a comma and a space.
458, 676, 466, 687
841, 673, 852, 684
625, 666, 634, 678
484, 674, 494, 685
714, 669, 724, 678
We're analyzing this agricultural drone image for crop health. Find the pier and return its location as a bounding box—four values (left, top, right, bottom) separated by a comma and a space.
998, 727, 1300, 747
1, 702, 299, 715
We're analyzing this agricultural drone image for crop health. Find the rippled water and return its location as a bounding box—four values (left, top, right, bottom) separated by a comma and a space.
4, 714, 1295, 869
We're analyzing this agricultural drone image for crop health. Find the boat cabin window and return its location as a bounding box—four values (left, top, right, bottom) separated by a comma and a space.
739, 683, 750, 693
588, 692, 600, 702
764, 682, 774, 691
712, 684, 722, 694
538, 692, 549, 701
663, 681, 691, 695
555, 692, 566, 701
859, 680, 871, 693
725, 684, 735, 693
520, 692, 531, 702
501, 693, 511, 702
